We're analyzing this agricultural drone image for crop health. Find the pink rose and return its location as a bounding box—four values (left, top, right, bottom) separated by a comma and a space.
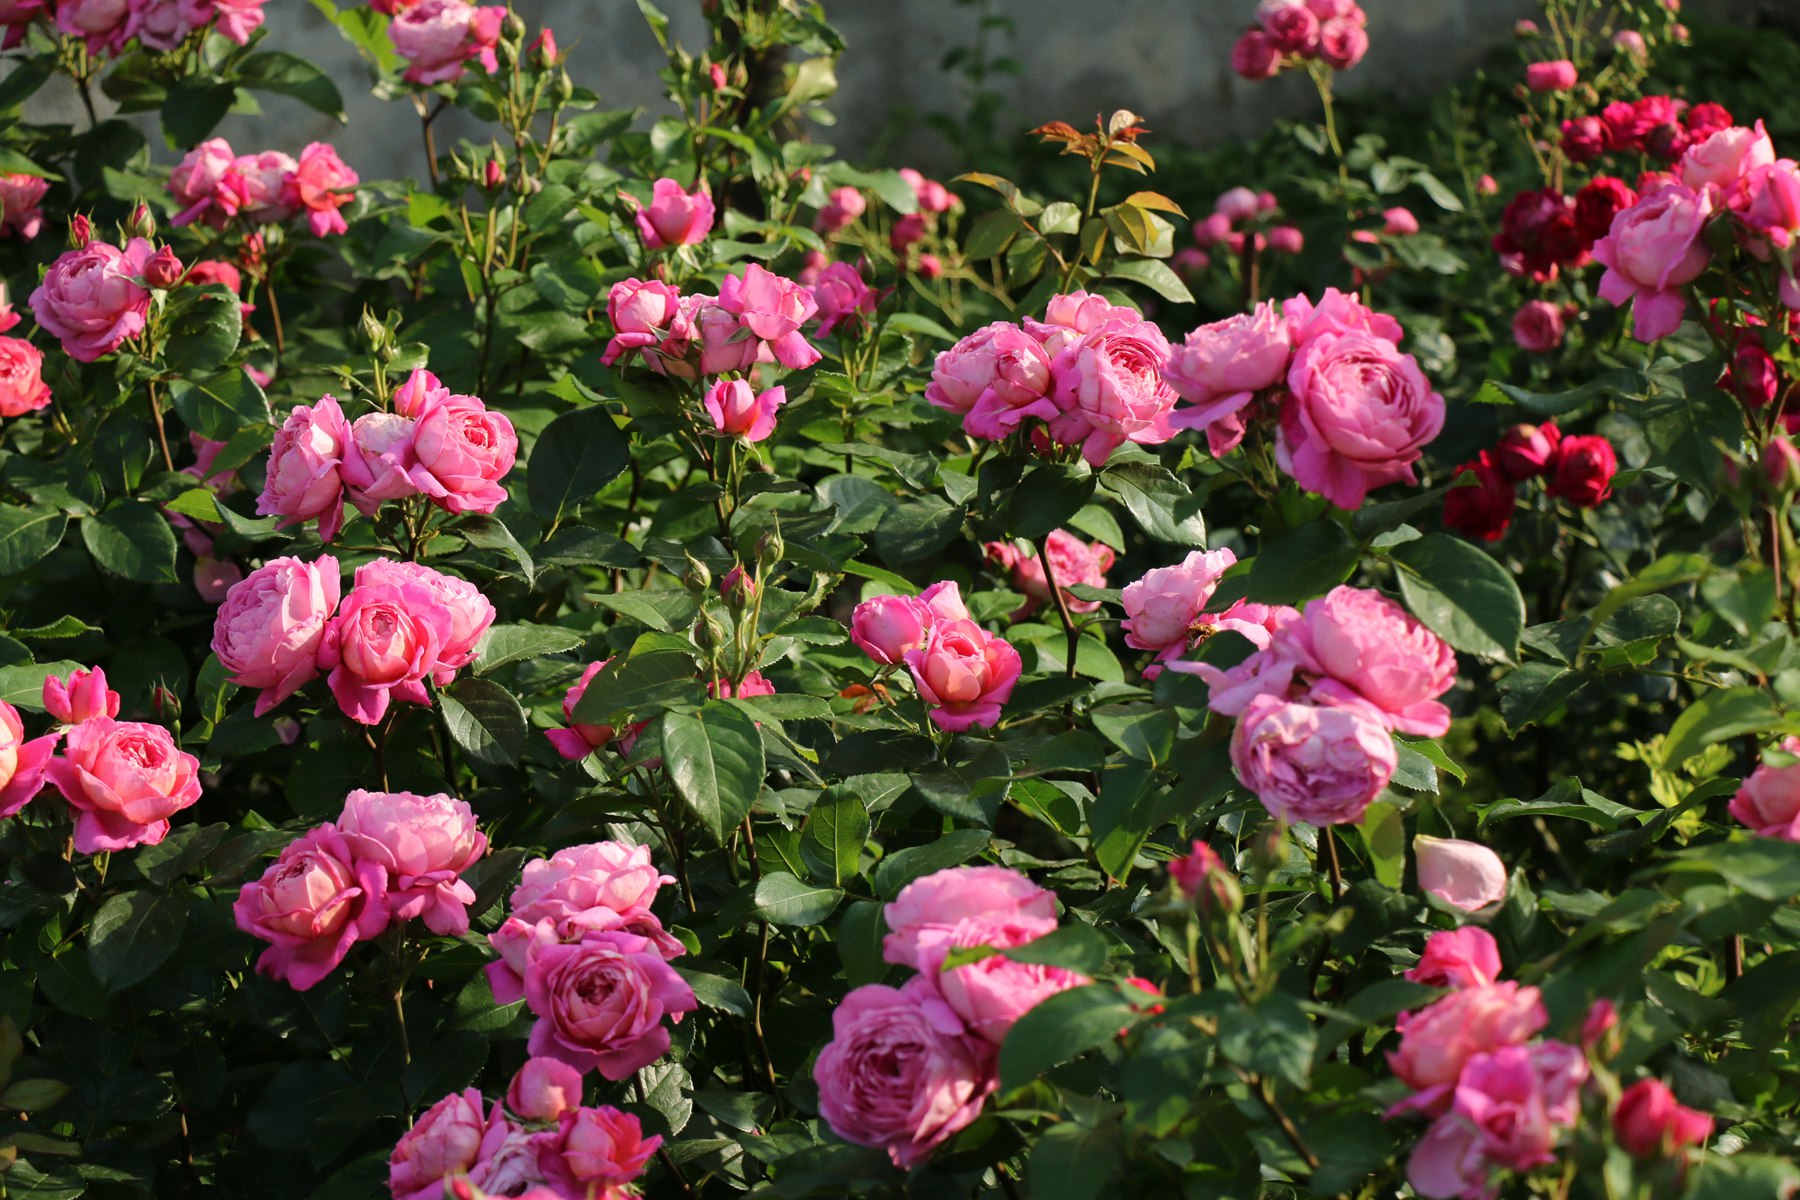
688, 297, 759, 377
1416, 836, 1507, 911
318, 577, 450, 724
1277, 330, 1445, 509
1284, 286, 1404, 346
1495, 421, 1561, 481
1735, 159, 1800, 256
1387, 982, 1548, 1111
808, 261, 878, 337
142, 246, 183, 290
522, 930, 697, 1078
1268, 225, 1304, 254
0, 0, 42, 50
55, 0, 134, 52
233, 822, 388, 991
1317, 16, 1368, 68
1729, 736, 1800, 839
1382, 206, 1420, 236
1525, 59, 1577, 91
850, 594, 935, 666
814, 186, 866, 234
989, 529, 1114, 618
406, 386, 517, 514
926, 322, 1057, 440
342, 412, 421, 512
601, 277, 687, 368
212, 555, 341, 716
191, 0, 267, 44
0, 173, 46, 240
919, 579, 971, 622
900, 167, 954, 214
1678, 122, 1774, 196
703, 378, 786, 443
921, 914, 1086, 1044
45, 717, 202, 852
387, 1088, 497, 1200
1455, 1043, 1586, 1169
194, 557, 242, 604
1510, 300, 1566, 353
1166, 301, 1293, 455
1231, 29, 1281, 80
506, 1057, 584, 1123
354, 559, 493, 683
1615, 1078, 1713, 1157
41, 665, 120, 726
337, 788, 486, 935
1406, 926, 1502, 991
1046, 316, 1178, 466
543, 661, 651, 762
1121, 548, 1239, 669
1215, 186, 1261, 221
257, 395, 352, 541
1592, 185, 1712, 342
390, 0, 504, 84
1193, 212, 1233, 248
710, 670, 775, 701
1169, 840, 1243, 916
1290, 586, 1457, 737
282, 142, 358, 237
231, 150, 298, 224
169, 138, 247, 227
1259, 1, 1318, 54
0, 336, 50, 417
903, 617, 1022, 732
1023, 289, 1142, 355
29, 238, 154, 361
717, 263, 820, 370
883, 864, 1057, 972
536, 1106, 659, 1193
890, 211, 928, 253
634, 177, 714, 248
0, 700, 54, 820
1230, 693, 1395, 826
813, 976, 997, 1168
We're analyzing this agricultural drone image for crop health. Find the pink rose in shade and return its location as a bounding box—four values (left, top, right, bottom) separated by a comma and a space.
1283, 286, 1404, 346
390, 0, 504, 85
1387, 982, 1548, 1113
354, 559, 492, 683
1525, 59, 1577, 91
41, 665, 120, 726
507, 1057, 585, 1123
29, 238, 154, 362
904, 617, 1022, 733
257, 396, 352, 541
0, 337, 50, 418
1592, 185, 1712, 342
1173, 247, 1210, 277
1169, 840, 1243, 916
601, 277, 688, 369
1046, 318, 1178, 466
916, 252, 944, 279
813, 975, 998, 1169
233, 822, 389, 991
1494, 421, 1561, 481
406, 388, 517, 514
989, 529, 1114, 617
1406, 927, 1502, 991
0, 173, 46, 240
1766, 436, 1800, 489
1561, 115, 1611, 164
1581, 998, 1619, 1050
710, 670, 775, 701
282, 143, 358, 237
337, 788, 487, 936
45, 717, 202, 853
1678, 121, 1774, 196
1268, 225, 1304, 254
890, 212, 928, 253
341, 412, 421, 512
815, 186, 866, 234
1546, 434, 1617, 507
211, 555, 341, 716
883, 864, 1057, 972
920, 914, 1085, 1044
1258, 1, 1318, 54
169, 138, 247, 227
193, 0, 268, 44
231, 150, 298, 224
387, 1089, 496, 1200
1729, 736, 1800, 839
1193, 212, 1233, 248
1166, 301, 1293, 455
1445, 450, 1518, 544
1317, 16, 1368, 68
1277, 330, 1445, 509
194, 557, 242, 604
319, 577, 449, 725
522, 930, 697, 1078
1230, 692, 1396, 827
926, 322, 1057, 439
900, 167, 954, 214
1290, 586, 1457, 737
1215, 186, 1260, 222
1615, 1078, 1713, 1158
1735, 160, 1800, 259
55, 0, 134, 52
808, 261, 878, 337
1120, 548, 1239, 669
703, 378, 786, 442
0, 0, 42, 50
1416, 836, 1507, 911
634, 177, 714, 248
717, 262, 821, 369
536, 1106, 660, 1193
1724, 339, 1780, 409
1510, 300, 1565, 353
850, 594, 935, 666
1383, 207, 1420, 236
1231, 29, 1281, 80
0, 701, 54, 820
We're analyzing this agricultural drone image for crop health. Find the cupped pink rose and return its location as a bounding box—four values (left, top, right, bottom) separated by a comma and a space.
685, 297, 758, 377
1193, 212, 1234, 248
1405, 1110, 1489, 1200
341, 411, 421, 512
919, 579, 971, 623
509, 840, 676, 932
1284, 286, 1404, 346
407, 390, 516, 515
1121, 548, 1239, 660
1166, 301, 1293, 455
1678, 121, 1774, 196
1615, 1078, 1713, 1158
29, 238, 154, 362
318, 579, 449, 724
231, 150, 298, 224
1231, 29, 1281, 80
634, 176, 714, 248
1416, 836, 1507, 911
1383, 206, 1420, 236
1448, 1044, 1581, 1174
0, 336, 51, 417
815, 185, 867, 234
991, 529, 1114, 617
1592, 185, 1713, 342
926, 322, 1057, 440
391, 0, 504, 85
354, 558, 493, 682
522, 930, 697, 1078
192, 0, 267, 44
1317, 15, 1368, 68
41, 665, 120, 726
55, 0, 134, 51
169, 138, 247, 227
257, 396, 352, 541
1277, 330, 1445, 509
919, 915, 1086, 1044
1407, 926, 1502, 991
850, 593, 935, 666
1729, 735, 1800, 839
809, 260, 879, 338
1511, 299, 1565, 352
1291, 585, 1457, 736
506, 1057, 585, 1123
1387, 982, 1548, 1113
233, 821, 389, 991
717, 262, 820, 370
45, 717, 202, 853
883, 864, 1057, 972
813, 975, 998, 1169
337, 788, 487, 935
0, 173, 47, 240
900, 167, 955, 214
283, 142, 358, 237
536, 1105, 660, 1192
388, 1088, 495, 1200
211, 554, 341, 716
601, 277, 687, 368
1023, 289, 1143, 356
1269, 225, 1305, 254
903, 618, 1022, 732
0, 700, 54, 820
1735, 159, 1800, 255
1525, 59, 1577, 91
703, 378, 786, 443
1046, 319, 1178, 466
1230, 692, 1396, 826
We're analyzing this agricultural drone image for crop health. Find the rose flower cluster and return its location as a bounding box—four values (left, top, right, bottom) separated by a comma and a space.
1120, 547, 1283, 679
1180, 185, 1305, 277
1444, 420, 1618, 542
849, 581, 1022, 732
604, 261, 822, 381
390, 1059, 660, 1200
378, 0, 507, 87
1191, 585, 1455, 826
212, 555, 495, 725
11, 0, 267, 56
813, 865, 1084, 1167
1230, 0, 1369, 82
235, 788, 487, 990
169, 137, 359, 237
984, 528, 1115, 621
485, 841, 696, 1080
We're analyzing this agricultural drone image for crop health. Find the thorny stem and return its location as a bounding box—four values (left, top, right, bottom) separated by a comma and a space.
416, 95, 448, 189
1035, 537, 1081, 679
146, 379, 174, 473
264, 273, 287, 357
1322, 827, 1344, 899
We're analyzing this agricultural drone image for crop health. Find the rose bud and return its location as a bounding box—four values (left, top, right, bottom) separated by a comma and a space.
1615, 1079, 1713, 1157
1169, 839, 1243, 917
1414, 835, 1508, 911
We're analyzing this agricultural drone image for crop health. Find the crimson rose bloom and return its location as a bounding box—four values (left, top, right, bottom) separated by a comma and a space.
1546, 434, 1618, 507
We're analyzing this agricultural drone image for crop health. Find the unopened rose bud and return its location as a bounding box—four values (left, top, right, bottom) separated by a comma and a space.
709, 62, 727, 92
69, 214, 92, 248
719, 565, 756, 608
530, 27, 558, 66
756, 526, 784, 566
502, 12, 526, 41
684, 553, 712, 593
1170, 840, 1243, 918
553, 70, 574, 105
916, 253, 944, 279
485, 158, 503, 189
695, 609, 727, 657
127, 202, 156, 240
143, 245, 184, 289
1764, 435, 1800, 491
151, 684, 180, 719
1515, 18, 1539, 36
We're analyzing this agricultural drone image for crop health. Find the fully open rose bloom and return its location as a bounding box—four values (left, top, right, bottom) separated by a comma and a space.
1387, 982, 1548, 1112
925, 321, 1057, 439
1229, 692, 1396, 826
282, 142, 358, 236
258, 396, 352, 541
30, 238, 154, 362
212, 555, 341, 715
1121, 548, 1239, 670
1166, 301, 1293, 455
850, 593, 934, 666
813, 976, 997, 1168
354, 559, 492, 684
1614, 1078, 1713, 1157
903, 617, 1022, 732
403, 378, 517, 514
1729, 736, 1800, 838
1592, 185, 1713, 341
388, 1088, 510, 1200
634, 177, 714, 248
0, 336, 50, 417
0, 700, 54, 820
319, 574, 451, 724
703, 378, 786, 442
233, 150, 298, 224
390, 0, 504, 85
1406, 927, 1502, 991
883, 864, 1057, 972
337, 789, 487, 936
1290, 585, 1458, 736
1416, 836, 1508, 911
1679, 121, 1774, 195
1408, 1043, 1588, 1198
1046, 312, 1178, 466
536, 1106, 660, 1194
46, 718, 203, 852
341, 411, 420, 511
717, 262, 820, 370
522, 929, 697, 1078
233, 822, 389, 991
169, 138, 246, 227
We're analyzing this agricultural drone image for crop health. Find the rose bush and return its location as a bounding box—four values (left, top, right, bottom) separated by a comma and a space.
0, 1, 1795, 1199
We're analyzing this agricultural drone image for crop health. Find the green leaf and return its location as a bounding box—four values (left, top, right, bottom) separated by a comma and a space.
1247, 519, 1357, 604
439, 677, 528, 768
873, 495, 964, 564
1391, 533, 1524, 660
168, 370, 270, 442
872, 829, 991, 899
1028, 1122, 1122, 1200
459, 515, 536, 584
964, 209, 1024, 260
570, 648, 700, 724
1100, 461, 1206, 546
0, 660, 84, 710
1107, 256, 1194, 303
0, 506, 68, 575
662, 701, 765, 844
82, 501, 178, 583
234, 50, 347, 120
753, 872, 843, 926
800, 787, 870, 886
1005, 463, 1095, 540
674, 968, 753, 1017
86, 892, 187, 992
160, 79, 237, 147
1003, 924, 1109, 974
473, 623, 585, 674
160, 285, 242, 375
1219, 991, 1315, 1088
998, 984, 1138, 1092
1662, 687, 1783, 767
527, 405, 630, 523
